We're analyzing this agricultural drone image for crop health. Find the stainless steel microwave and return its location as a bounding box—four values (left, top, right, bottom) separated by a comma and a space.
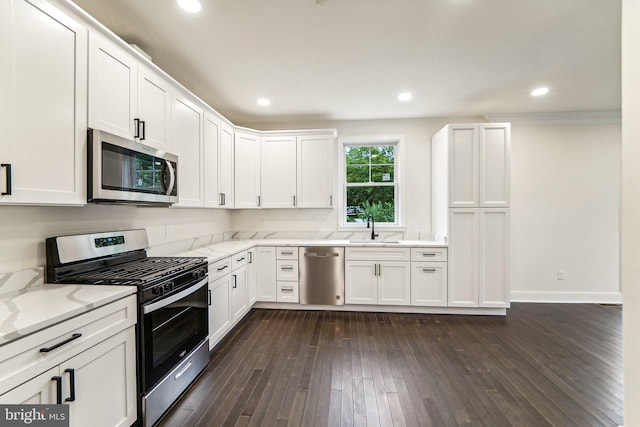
88, 129, 178, 206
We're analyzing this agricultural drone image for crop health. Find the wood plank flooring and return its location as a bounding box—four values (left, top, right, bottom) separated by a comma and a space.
158, 304, 623, 427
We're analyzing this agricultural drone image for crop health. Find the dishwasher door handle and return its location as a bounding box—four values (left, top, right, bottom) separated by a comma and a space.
304, 252, 340, 257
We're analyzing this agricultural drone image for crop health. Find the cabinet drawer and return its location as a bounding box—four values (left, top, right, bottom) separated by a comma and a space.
411, 248, 448, 262
411, 262, 448, 307
345, 247, 410, 261
209, 257, 232, 281
276, 260, 299, 281
276, 282, 299, 303
0, 295, 137, 395
231, 251, 249, 270
276, 247, 298, 260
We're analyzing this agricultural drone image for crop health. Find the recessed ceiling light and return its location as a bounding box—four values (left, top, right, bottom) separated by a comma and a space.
531, 87, 550, 97
177, 0, 202, 13
257, 98, 271, 106
398, 92, 413, 102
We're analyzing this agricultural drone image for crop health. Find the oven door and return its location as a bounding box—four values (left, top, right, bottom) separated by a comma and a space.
141, 276, 208, 390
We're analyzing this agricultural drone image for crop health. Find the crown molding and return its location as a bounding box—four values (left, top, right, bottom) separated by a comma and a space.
484, 111, 621, 126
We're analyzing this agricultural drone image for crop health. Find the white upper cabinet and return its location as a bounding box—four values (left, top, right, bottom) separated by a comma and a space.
218, 123, 235, 207
89, 31, 171, 151
234, 131, 261, 209
261, 136, 297, 208
432, 123, 510, 209
296, 134, 335, 208
171, 94, 204, 207
0, 0, 87, 205
203, 111, 221, 208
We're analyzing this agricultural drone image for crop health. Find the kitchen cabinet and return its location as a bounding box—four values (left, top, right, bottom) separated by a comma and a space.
345, 248, 411, 305
218, 124, 235, 207
296, 134, 335, 208
255, 247, 277, 302
261, 136, 297, 208
231, 265, 248, 322
448, 208, 510, 308
89, 31, 171, 151
0, 0, 87, 205
247, 248, 257, 305
208, 272, 232, 349
276, 247, 299, 303
171, 94, 204, 207
234, 131, 261, 209
0, 296, 137, 426
203, 111, 221, 208
411, 262, 448, 306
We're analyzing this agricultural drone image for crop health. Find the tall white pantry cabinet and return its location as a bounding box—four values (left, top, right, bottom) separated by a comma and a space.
432, 123, 511, 308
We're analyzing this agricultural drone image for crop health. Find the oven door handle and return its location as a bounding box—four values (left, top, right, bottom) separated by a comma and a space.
143, 277, 208, 314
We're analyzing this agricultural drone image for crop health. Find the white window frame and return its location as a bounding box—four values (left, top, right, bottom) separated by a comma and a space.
337, 135, 405, 230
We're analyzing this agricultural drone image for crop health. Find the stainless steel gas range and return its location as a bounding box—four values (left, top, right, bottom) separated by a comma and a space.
45, 229, 209, 427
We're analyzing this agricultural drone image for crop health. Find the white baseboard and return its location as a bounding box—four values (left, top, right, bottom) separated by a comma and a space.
511, 291, 622, 304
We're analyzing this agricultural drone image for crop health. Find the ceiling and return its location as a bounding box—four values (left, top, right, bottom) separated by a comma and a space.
72, 0, 621, 125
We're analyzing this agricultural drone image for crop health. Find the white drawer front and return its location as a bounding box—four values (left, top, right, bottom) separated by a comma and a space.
276, 247, 298, 260
209, 257, 232, 281
231, 251, 249, 270
276, 260, 299, 281
277, 282, 299, 303
411, 248, 448, 262
345, 247, 410, 261
0, 295, 137, 395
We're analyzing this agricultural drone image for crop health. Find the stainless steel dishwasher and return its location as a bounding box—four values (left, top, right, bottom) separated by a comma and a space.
299, 247, 345, 305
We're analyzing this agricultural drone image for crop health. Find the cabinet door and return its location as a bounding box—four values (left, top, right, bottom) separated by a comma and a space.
231, 266, 248, 322
411, 262, 448, 307
0, 367, 59, 404
255, 247, 276, 302
448, 209, 480, 307
261, 136, 296, 208
377, 261, 411, 306
448, 125, 478, 208
297, 135, 334, 208
218, 123, 234, 207
88, 31, 137, 140
63, 327, 137, 427
479, 124, 510, 207
209, 274, 232, 348
137, 65, 171, 150
172, 95, 204, 207
479, 209, 510, 308
247, 249, 257, 305
345, 261, 377, 304
203, 112, 221, 207
1, 0, 87, 205
234, 132, 261, 208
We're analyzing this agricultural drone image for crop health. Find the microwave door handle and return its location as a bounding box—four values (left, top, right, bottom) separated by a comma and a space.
165, 160, 176, 195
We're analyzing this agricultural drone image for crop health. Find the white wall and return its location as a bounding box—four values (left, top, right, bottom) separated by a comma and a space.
622, 0, 640, 424
0, 205, 231, 274
510, 123, 621, 302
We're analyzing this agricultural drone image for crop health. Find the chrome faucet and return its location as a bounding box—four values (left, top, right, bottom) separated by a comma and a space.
367, 215, 379, 240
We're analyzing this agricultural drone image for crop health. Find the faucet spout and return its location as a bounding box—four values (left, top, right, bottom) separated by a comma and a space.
367, 215, 379, 240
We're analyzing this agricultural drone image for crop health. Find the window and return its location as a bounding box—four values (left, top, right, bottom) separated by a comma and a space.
340, 138, 401, 227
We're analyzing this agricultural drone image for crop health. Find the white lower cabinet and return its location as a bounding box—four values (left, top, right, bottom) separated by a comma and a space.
247, 248, 257, 305
208, 273, 232, 349
0, 296, 137, 427
411, 262, 448, 306
345, 248, 411, 306
231, 264, 248, 322
255, 247, 277, 302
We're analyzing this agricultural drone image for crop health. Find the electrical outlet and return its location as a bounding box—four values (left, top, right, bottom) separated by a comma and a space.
557, 270, 566, 280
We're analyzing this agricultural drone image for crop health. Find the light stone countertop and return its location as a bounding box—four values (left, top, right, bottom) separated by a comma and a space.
0, 284, 136, 346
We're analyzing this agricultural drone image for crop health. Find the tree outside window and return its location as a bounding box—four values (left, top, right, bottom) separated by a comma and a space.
345, 144, 397, 223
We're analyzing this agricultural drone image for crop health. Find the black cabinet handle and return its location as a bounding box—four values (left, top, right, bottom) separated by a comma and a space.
232, 274, 237, 289
249, 251, 253, 264
134, 118, 140, 139
40, 333, 82, 353
64, 368, 76, 402
208, 289, 212, 306
140, 120, 146, 141
1, 164, 11, 196
52, 376, 63, 404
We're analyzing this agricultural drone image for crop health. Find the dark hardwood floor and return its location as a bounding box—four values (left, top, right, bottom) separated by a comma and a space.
158, 304, 623, 427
